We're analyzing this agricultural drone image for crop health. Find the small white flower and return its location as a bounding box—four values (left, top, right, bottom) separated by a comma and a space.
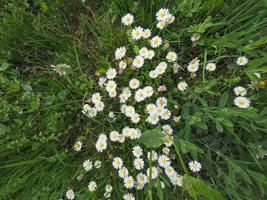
122, 87, 132, 98
94, 160, 101, 168
112, 157, 123, 169
139, 47, 149, 58
234, 97, 250, 109
157, 21, 166, 29
163, 135, 173, 147
83, 159, 93, 171
109, 111, 115, 119
205, 63, 216, 71
105, 80, 117, 92
94, 101, 105, 112
134, 158, 145, 170
132, 55, 144, 68
105, 184, 113, 193
106, 68, 117, 79
82, 104, 97, 118
108, 90, 117, 98
66, 189, 75, 200
146, 104, 157, 115
129, 78, 140, 89
191, 33, 200, 42
162, 124, 173, 135
146, 167, 158, 179
142, 28, 151, 39
104, 192, 111, 199
147, 151, 158, 161
166, 51, 177, 62
119, 60, 127, 70
132, 145, 143, 157
177, 81, 188, 91
136, 173, 148, 185
124, 105, 136, 117
170, 174, 183, 186
110, 131, 120, 142
149, 70, 158, 79
162, 147, 170, 155
234, 86, 247, 96
95, 138, 107, 152
131, 113, 141, 124
115, 47, 126, 60
189, 160, 202, 172
121, 13, 134, 26
123, 193, 135, 200
88, 181, 97, 192
118, 166, 129, 178
73, 141, 82, 151
91, 92, 102, 104
158, 155, 171, 168
173, 115, 181, 123
128, 128, 141, 140
156, 97, 168, 107
143, 86, 154, 97
156, 8, 170, 22
236, 56, 248, 66
155, 62, 168, 75
147, 50, 155, 60
150, 36, 162, 48
135, 89, 146, 102
124, 176, 135, 189
165, 166, 175, 177
98, 77, 106, 87
132, 27, 143, 40
146, 114, 159, 125
166, 14, 175, 24
160, 108, 171, 120
187, 58, 200, 72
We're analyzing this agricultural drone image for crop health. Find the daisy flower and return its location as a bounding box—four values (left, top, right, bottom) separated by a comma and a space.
189, 160, 202, 172
88, 181, 97, 192
236, 56, 248, 66
115, 47, 126, 60
135, 89, 146, 102
146, 167, 159, 179
146, 104, 157, 115
98, 77, 106, 87
233, 86, 247, 96
105, 184, 113, 193
131, 27, 143, 40
162, 147, 170, 155
146, 114, 159, 125
83, 159, 93, 171
158, 155, 171, 168
157, 21, 166, 29
131, 113, 141, 124
66, 189, 75, 200
134, 158, 145, 170
94, 101, 105, 111
187, 58, 200, 72
91, 92, 101, 104
110, 131, 120, 142
124, 176, 135, 189
119, 60, 127, 69
112, 157, 123, 169
155, 62, 168, 75
118, 167, 129, 178
139, 47, 149, 58
129, 78, 140, 89
156, 97, 168, 107
132, 55, 144, 68
147, 50, 155, 60
143, 86, 154, 97
163, 135, 173, 147
106, 68, 117, 79
234, 96, 250, 108
73, 141, 82, 151
177, 81, 188, 91
136, 173, 148, 185
121, 13, 134, 26
123, 193, 135, 200
165, 166, 175, 177
94, 160, 101, 168
156, 8, 170, 22
205, 63, 216, 71
142, 28, 151, 38
105, 80, 117, 92
150, 36, 162, 48
162, 124, 173, 135
149, 70, 158, 79
166, 51, 177, 62
132, 145, 143, 157
147, 151, 158, 161
170, 174, 183, 186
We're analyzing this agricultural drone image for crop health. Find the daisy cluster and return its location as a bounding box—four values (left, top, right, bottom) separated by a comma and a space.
65, 7, 255, 200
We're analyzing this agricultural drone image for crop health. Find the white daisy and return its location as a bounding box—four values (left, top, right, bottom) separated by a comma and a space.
143, 86, 154, 97
155, 62, 168, 75
234, 97, 250, 108
142, 28, 151, 39
158, 155, 171, 168
123, 193, 135, 200
119, 60, 127, 70
131, 113, 140, 124
163, 135, 173, 147
129, 78, 140, 89
83, 159, 93, 171
124, 176, 135, 189
121, 13, 134, 26
110, 131, 119, 142
205, 63, 216, 71
131, 27, 143, 40
146, 167, 158, 179
73, 141, 82, 152
82, 104, 97, 118
162, 147, 170, 155
162, 124, 173, 135
165, 166, 175, 177
170, 174, 183, 186
105, 184, 113, 193
146, 114, 159, 125
147, 151, 158, 161
115, 47, 126, 60
95, 140, 107, 152
234, 86, 247, 96
94, 101, 105, 112
136, 173, 148, 185
157, 21, 166, 29
94, 160, 101, 168
118, 166, 129, 178
66, 189, 75, 200
156, 8, 170, 22
156, 97, 168, 107
124, 105, 135, 117
132, 145, 143, 157
139, 47, 149, 58
166, 51, 177, 62
236, 56, 248, 66
150, 36, 162, 48
132, 55, 144, 68
105, 80, 117, 92
108, 90, 117, 98
146, 104, 157, 115
112, 157, 123, 169
106, 68, 117, 79
149, 70, 158, 79
135, 89, 146, 102
88, 181, 97, 192
187, 58, 200, 72
98, 77, 106, 87
177, 81, 188, 91
188, 160, 202, 172
147, 50, 155, 60
134, 158, 145, 170
91, 92, 102, 104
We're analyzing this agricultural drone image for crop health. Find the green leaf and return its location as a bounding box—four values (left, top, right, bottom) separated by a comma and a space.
0, 123, 8, 135
184, 176, 224, 200
175, 138, 204, 158
215, 121, 224, 133
138, 126, 164, 148
218, 92, 229, 107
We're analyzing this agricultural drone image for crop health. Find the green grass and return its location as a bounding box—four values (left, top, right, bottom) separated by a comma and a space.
0, 0, 267, 199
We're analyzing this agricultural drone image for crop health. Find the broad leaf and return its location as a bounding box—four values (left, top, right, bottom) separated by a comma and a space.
139, 126, 163, 148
